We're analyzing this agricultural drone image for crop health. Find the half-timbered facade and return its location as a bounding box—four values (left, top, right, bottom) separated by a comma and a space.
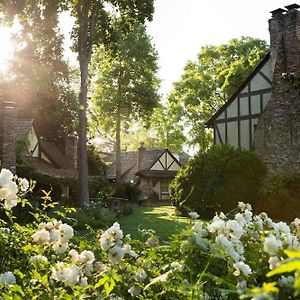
206, 4, 300, 173
104, 146, 188, 201
206, 53, 272, 150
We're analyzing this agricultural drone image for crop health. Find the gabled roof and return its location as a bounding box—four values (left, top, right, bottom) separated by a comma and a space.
25, 157, 77, 177
105, 148, 185, 181
205, 52, 271, 127
16, 119, 34, 141
39, 140, 74, 170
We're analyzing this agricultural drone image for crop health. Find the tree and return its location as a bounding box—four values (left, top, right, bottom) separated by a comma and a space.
150, 102, 186, 154
66, 0, 155, 206
90, 23, 160, 182
0, 0, 78, 141
168, 37, 268, 152
1, 0, 155, 207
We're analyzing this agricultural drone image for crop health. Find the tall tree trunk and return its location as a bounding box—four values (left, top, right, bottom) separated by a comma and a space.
115, 105, 121, 182
78, 55, 89, 208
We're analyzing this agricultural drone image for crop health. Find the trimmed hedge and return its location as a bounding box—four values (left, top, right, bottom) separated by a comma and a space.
16, 164, 108, 206
170, 145, 267, 217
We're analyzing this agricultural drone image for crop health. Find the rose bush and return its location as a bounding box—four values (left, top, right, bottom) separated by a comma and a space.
0, 168, 299, 299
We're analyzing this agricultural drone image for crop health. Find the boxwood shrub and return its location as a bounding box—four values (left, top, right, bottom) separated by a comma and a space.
170, 145, 267, 218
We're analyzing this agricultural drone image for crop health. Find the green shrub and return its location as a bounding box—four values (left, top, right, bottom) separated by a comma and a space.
50, 201, 116, 230
16, 165, 108, 205
108, 182, 141, 202
170, 145, 267, 217
257, 172, 300, 221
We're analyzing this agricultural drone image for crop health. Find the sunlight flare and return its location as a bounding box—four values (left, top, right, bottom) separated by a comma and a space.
0, 26, 14, 73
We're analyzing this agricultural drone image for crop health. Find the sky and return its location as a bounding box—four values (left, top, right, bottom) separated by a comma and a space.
146, 0, 290, 97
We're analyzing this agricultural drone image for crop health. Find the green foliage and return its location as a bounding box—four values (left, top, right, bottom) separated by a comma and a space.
16, 137, 30, 165
167, 37, 268, 150
170, 145, 267, 216
108, 182, 141, 202
1, 0, 78, 141
87, 144, 106, 176
64, 201, 116, 230
16, 165, 108, 204
90, 23, 160, 140
258, 172, 300, 221
149, 103, 186, 154
1, 171, 300, 299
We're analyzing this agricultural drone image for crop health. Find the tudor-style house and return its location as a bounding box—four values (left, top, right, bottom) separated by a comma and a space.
0, 101, 77, 197
206, 4, 300, 173
102, 144, 189, 201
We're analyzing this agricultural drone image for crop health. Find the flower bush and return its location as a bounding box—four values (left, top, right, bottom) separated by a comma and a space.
0, 168, 299, 299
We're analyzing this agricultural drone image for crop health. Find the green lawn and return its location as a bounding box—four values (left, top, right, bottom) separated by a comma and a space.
119, 205, 190, 241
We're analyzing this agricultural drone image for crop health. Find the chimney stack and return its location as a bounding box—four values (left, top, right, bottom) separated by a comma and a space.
1, 101, 16, 173
65, 135, 78, 169
254, 4, 300, 172
138, 142, 146, 170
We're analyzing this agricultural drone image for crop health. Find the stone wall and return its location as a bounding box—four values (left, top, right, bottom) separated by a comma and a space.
254, 6, 300, 173
1, 101, 16, 173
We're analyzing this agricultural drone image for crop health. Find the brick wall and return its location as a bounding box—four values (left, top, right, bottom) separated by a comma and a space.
254, 6, 300, 173
1, 101, 16, 173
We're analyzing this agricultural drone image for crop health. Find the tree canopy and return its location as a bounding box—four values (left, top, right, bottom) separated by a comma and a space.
90, 23, 160, 181
167, 36, 268, 152
0, 0, 78, 141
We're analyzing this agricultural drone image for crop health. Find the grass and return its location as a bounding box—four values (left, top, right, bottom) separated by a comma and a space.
119, 205, 190, 241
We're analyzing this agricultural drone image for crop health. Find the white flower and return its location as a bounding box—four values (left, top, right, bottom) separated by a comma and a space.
192, 222, 208, 237
19, 178, 29, 192
208, 217, 227, 235
59, 223, 74, 243
238, 202, 252, 211
123, 244, 138, 258
128, 285, 141, 297
80, 250, 95, 264
49, 229, 60, 242
145, 270, 172, 289
52, 262, 81, 286
0, 227, 10, 235
264, 234, 282, 255
236, 280, 247, 294
135, 269, 147, 282
273, 221, 290, 236
0, 271, 16, 285
278, 275, 294, 287
0, 169, 13, 187
80, 276, 88, 287
268, 256, 280, 270
226, 220, 244, 239
243, 209, 253, 223
32, 229, 51, 244
30, 255, 48, 263
53, 241, 69, 255
108, 245, 124, 264
146, 235, 159, 248
0, 181, 18, 210
292, 218, 300, 227
189, 212, 199, 219
170, 262, 183, 269
235, 213, 246, 226
233, 261, 252, 276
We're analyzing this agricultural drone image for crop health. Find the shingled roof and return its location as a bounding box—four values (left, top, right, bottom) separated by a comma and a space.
16, 119, 34, 141
105, 148, 184, 181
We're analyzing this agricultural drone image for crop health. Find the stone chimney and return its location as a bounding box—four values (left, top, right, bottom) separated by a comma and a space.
138, 142, 146, 170
254, 4, 300, 172
0, 101, 16, 173
65, 135, 78, 169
